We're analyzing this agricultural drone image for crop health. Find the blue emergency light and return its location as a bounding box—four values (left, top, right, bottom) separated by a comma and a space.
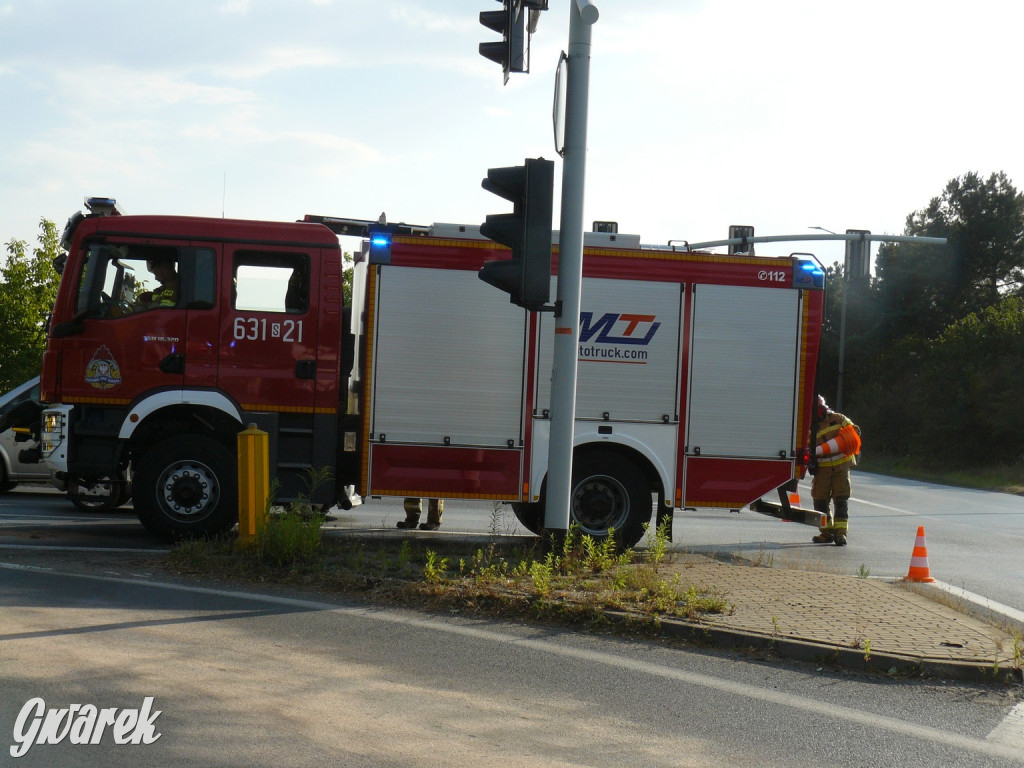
84, 197, 122, 217
366, 228, 393, 263
793, 260, 825, 290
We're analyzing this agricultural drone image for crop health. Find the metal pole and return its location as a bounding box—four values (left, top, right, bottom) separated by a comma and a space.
685, 233, 947, 250
544, 0, 598, 535
837, 276, 848, 412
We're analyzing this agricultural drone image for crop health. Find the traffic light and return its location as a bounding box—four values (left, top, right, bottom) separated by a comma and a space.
728, 225, 755, 255
479, 157, 554, 311
479, 0, 525, 84
845, 230, 871, 281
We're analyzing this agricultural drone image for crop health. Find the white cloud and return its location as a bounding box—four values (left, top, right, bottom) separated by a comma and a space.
209, 46, 346, 79
388, 5, 472, 33
219, 0, 250, 15
53, 66, 253, 110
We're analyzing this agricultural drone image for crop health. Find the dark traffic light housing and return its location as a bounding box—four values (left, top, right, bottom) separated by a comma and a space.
479, 157, 554, 311
728, 224, 755, 255
479, 1, 525, 84
845, 229, 871, 281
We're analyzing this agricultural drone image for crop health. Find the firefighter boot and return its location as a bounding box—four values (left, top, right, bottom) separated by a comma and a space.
832, 496, 849, 546
397, 498, 422, 529
811, 499, 834, 544
419, 498, 444, 531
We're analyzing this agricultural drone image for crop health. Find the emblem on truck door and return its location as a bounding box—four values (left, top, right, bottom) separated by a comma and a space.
85, 346, 122, 390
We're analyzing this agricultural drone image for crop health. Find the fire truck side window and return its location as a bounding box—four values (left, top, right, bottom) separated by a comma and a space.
76, 244, 215, 317
232, 252, 309, 314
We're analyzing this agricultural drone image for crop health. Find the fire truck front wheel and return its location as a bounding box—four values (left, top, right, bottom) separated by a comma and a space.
133, 435, 238, 541
571, 452, 651, 548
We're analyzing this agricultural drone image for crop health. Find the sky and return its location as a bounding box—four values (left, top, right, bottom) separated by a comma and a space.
2, 0, 1023, 272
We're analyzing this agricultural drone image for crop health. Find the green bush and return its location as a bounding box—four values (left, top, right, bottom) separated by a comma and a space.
253, 507, 324, 567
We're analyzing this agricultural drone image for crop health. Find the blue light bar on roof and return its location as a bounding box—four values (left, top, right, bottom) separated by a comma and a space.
84, 197, 122, 216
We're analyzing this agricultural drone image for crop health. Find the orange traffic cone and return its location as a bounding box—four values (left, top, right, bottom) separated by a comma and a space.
903, 525, 936, 583
787, 490, 801, 508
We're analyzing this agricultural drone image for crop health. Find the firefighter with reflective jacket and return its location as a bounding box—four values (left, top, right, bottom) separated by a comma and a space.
136, 255, 179, 310
810, 395, 861, 546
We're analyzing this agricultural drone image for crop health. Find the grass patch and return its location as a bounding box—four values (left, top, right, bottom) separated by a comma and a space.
858, 453, 1024, 495
165, 516, 730, 633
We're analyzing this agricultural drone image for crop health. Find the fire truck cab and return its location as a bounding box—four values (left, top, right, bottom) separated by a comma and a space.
41, 201, 344, 539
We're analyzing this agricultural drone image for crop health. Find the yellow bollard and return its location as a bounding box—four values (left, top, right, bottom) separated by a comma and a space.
237, 423, 269, 547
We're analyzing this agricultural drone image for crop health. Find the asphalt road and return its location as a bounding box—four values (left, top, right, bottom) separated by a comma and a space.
1, 560, 1022, 767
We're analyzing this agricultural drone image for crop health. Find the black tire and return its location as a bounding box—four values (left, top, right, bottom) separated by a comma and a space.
0, 462, 14, 493
133, 435, 237, 541
522, 452, 654, 548
569, 451, 652, 549
114, 482, 132, 508
510, 501, 543, 535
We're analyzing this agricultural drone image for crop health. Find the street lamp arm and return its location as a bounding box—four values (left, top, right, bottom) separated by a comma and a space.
574, 0, 599, 23
684, 233, 947, 250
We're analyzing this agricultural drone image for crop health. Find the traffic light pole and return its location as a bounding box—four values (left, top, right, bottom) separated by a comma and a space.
544, 0, 599, 537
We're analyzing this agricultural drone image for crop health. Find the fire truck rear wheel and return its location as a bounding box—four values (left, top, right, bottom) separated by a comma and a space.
510, 501, 543, 535
571, 452, 651, 548
134, 435, 238, 541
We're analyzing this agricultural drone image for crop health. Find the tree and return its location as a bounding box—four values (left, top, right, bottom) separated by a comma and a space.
873, 171, 1024, 342
1, 219, 61, 392
911, 297, 1024, 465
814, 261, 844, 404
844, 171, 1024, 469
342, 250, 353, 306
817, 259, 878, 412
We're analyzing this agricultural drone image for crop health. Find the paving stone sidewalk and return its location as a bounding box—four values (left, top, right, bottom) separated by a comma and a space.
657, 557, 1022, 683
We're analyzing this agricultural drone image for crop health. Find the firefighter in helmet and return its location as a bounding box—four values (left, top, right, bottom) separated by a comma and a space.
810, 395, 861, 546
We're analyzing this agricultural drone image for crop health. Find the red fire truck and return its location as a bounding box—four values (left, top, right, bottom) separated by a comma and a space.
38, 198, 825, 545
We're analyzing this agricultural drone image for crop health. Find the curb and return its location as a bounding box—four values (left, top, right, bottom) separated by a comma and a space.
909, 580, 1024, 637
609, 612, 1023, 685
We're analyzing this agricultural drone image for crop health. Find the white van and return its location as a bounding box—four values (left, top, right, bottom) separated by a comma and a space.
0, 377, 49, 490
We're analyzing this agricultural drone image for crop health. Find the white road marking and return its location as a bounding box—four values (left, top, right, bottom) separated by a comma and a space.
850, 497, 917, 514
987, 701, 1024, 751
797, 483, 915, 514
0, 543, 168, 554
